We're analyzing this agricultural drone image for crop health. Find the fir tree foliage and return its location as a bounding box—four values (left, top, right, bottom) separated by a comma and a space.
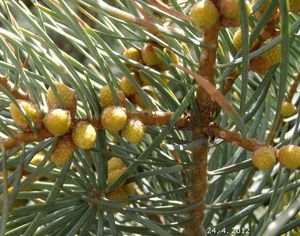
0, 0, 300, 235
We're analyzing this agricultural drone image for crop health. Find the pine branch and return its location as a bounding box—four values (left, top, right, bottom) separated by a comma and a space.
1, 109, 268, 153
0, 75, 30, 101
287, 71, 300, 101
223, 70, 240, 95
126, 111, 191, 128
1, 128, 52, 150
1, 0, 299, 234
96, 1, 160, 34
206, 124, 264, 152
186, 14, 220, 235
147, 0, 191, 21
0, 111, 191, 150
251, 11, 280, 51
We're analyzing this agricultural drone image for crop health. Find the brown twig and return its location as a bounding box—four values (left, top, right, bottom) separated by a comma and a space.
126, 111, 191, 128
287, 72, 300, 102
287, 80, 298, 102
1, 128, 52, 150
2, 109, 266, 153
0, 75, 30, 100
223, 70, 240, 95
0, 111, 191, 150
147, 0, 191, 22
185, 9, 220, 234
22, 55, 31, 70
206, 124, 264, 152
98, 1, 160, 35
96, 0, 191, 36
249, 11, 280, 74
132, 0, 155, 24
225, 13, 280, 91
250, 11, 280, 52
242, 9, 279, 75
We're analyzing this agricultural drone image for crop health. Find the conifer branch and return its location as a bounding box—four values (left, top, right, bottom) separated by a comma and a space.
223, 70, 240, 95
0, 111, 191, 150
186, 13, 220, 236
1, 128, 52, 150
287, 71, 300, 101
96, 1, 160, 34
206, 124, 264, 152
147, 0, 191, 22
0, 75, 30, 101
1, 111, 268, 153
